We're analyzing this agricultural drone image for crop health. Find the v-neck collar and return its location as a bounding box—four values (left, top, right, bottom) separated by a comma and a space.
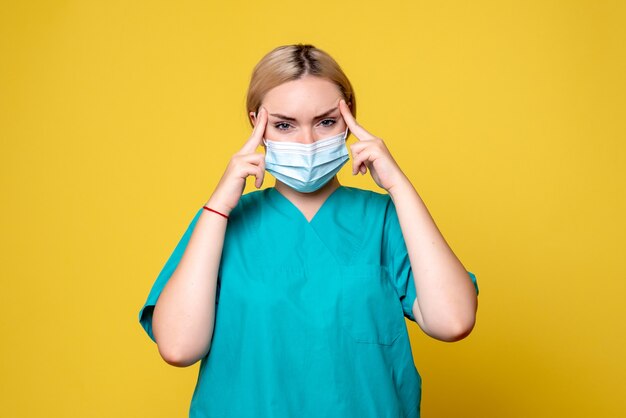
268, 185, 344, 225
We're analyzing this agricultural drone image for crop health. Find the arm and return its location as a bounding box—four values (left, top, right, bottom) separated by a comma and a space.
152, 107, 270, 366
388, 177, 478, 342
337, 99, 477, 342
152, 206, 226, 367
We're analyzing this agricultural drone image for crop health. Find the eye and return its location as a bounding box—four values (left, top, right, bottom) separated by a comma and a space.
274, 122, 292, 131
319, 118, 336, 127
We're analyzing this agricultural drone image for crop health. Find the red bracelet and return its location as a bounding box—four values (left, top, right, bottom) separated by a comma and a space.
202, 205, 229, 219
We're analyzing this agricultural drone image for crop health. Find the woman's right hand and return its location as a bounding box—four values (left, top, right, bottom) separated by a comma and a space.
204, 107, 268, 216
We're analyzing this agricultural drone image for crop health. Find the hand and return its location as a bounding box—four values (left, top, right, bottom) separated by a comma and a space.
338, 99, 407, 192
205, 107, 268, 215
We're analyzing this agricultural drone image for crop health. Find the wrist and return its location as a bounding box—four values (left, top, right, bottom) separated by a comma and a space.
387, 174, 414, 199
203, 198, 232, 217
203, 205, 229, 220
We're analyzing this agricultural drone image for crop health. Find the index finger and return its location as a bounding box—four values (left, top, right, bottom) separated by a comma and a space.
338, 99, 373, 141
240, 106, 268, 154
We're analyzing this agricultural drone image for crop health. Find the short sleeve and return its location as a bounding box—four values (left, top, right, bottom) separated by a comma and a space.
138, 207, 206, 343
382, 196, 479, 323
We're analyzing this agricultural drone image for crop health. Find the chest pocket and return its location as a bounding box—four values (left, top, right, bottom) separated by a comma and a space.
338, 264, 405, 346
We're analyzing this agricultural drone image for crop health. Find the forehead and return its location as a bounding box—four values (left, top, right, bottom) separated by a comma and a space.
263, 76, 342, 117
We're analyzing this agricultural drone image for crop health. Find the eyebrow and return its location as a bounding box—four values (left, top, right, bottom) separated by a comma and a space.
269, 107, 338, 122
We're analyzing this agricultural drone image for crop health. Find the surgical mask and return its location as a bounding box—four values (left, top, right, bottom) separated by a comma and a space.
263, 128, 350, 193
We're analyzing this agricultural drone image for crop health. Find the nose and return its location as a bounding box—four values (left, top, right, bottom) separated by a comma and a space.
300, 128, 315, 145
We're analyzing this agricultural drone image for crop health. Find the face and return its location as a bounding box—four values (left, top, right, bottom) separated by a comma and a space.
250, 75, 349, 144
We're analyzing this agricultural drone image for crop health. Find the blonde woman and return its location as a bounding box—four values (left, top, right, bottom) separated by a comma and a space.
139, 43, 479, 418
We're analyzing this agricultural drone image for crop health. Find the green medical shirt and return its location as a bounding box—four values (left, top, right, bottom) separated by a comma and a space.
139, 185, 479, 418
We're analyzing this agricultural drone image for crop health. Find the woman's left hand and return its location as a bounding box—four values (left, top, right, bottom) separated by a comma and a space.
338, 99, 407, 192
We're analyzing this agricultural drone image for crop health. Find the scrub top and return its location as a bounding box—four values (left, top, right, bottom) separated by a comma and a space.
139, 185, 479, 418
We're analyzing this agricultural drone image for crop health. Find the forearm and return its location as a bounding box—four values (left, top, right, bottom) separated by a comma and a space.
152, 207, 227, 366
388, 175, 478, 341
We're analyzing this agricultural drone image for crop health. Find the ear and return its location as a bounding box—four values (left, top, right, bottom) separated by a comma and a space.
249, 111, 257, 127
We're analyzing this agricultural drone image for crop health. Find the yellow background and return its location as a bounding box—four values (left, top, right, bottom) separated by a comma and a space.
1, 1, 624, 416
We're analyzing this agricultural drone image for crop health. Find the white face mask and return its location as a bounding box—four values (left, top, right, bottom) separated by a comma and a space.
263, 128, 350, 193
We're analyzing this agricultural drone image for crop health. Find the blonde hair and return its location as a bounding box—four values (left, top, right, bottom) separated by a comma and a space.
246, 44, 356, 128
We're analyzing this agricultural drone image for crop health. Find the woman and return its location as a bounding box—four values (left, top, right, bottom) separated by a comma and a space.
139, 44, 479, 418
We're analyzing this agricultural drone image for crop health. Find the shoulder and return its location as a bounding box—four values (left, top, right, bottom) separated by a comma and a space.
340, 186, 392, 212
228, 188, 268, 219
333, 187, 395, 231
229, 189, 269, 226
240, 188, 267, 206
341, 187, 402, 240
342, 185, 388, 200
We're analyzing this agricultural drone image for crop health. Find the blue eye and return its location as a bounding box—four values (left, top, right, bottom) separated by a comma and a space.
274, 122, 292, 130
320, 119, 336, 127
